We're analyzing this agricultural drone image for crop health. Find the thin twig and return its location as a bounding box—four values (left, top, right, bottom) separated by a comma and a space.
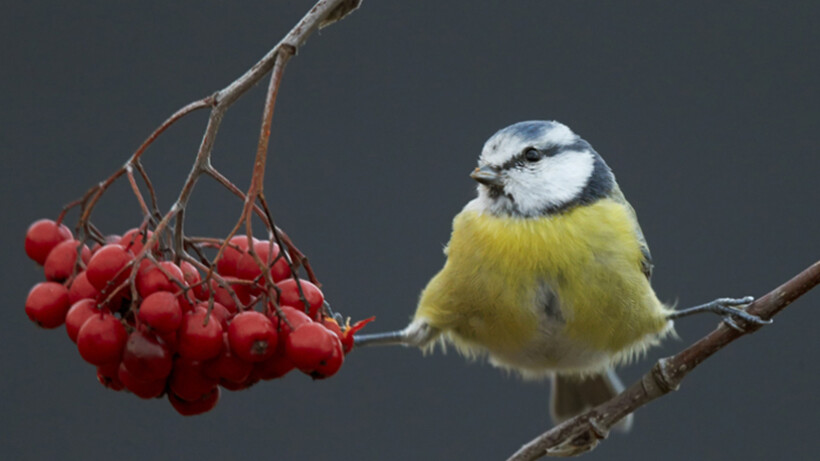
125, 165, 150, 218
133, 159, 161, 219
199, 0, 347, 298
75, 98, 212, 225
507, 259, 820, 460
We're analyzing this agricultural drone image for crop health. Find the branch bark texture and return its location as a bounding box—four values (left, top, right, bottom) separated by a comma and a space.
508, 260, 820, 460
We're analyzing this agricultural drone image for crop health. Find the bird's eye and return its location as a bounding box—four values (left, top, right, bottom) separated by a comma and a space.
524, 148, 541, 162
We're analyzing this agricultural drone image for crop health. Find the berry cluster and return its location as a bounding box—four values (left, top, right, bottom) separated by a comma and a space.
24, 219, 372, 416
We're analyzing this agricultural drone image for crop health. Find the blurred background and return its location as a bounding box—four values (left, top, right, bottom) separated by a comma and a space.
2, 1, 818, 460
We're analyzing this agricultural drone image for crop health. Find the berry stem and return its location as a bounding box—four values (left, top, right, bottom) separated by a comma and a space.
57, 0, 358, 321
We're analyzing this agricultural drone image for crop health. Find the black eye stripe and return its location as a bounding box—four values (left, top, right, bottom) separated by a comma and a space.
499, 146, 563, 170
542, 146, 561, 157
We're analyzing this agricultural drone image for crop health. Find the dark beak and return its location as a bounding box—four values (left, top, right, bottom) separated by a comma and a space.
470, 165, 503, 187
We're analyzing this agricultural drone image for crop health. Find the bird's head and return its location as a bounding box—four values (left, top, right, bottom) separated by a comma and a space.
470, 121, 615, 217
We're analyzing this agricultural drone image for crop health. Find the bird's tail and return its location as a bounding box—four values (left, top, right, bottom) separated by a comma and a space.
550, 368, 633, 432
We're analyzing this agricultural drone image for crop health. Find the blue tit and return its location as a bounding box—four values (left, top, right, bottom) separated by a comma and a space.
355, 120, 761, 429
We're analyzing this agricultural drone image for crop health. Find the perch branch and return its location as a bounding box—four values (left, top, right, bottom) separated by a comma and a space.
508, 259, 820, 460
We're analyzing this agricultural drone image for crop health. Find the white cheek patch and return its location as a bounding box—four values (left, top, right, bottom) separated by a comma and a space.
505, 151, 596, 215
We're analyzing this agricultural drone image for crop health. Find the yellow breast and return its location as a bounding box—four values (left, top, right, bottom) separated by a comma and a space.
414, 198, 671, 356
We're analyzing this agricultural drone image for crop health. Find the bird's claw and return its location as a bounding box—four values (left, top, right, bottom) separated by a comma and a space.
708, 296, 772, 331
722, 315, 745, 332
669, 295, 772, 331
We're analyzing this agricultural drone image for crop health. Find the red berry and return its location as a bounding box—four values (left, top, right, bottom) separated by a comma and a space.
96, 362, 125, 391
65, 298, 99, 342
174, 290, 195, 313
253, 347, 295, 380
136, 261, 185, 298
25, 282, 71, 329
228, 279, 254, 306
169, 358, 218, 402
138, 291, 182, 333
180, 261, 207, 300
208, 302, 232, 329
311, 336, 344, 379
269, 252, 291, 283
156, 330, 179, 353
25, 219, 72, 265
234, 241, 267, 282
168, 387, 220, 416
122, 330, 173, 382
76, 313, 128, 365
120, 228, 157, 255
220, 366, 262, 390
235, 240, 291, 284
178, 311, 223, 360
219, 378, 256, 391
215, 235, 256, 277
204, 334, 254, 384
321, 317, 343, 338
207, 279, 252, 312
118, 362, 166, 399
193, 302, 231, 329
285, 322, 344, 378
270, 305, 312, 344
91, 234, 122, 254
44, 239, 91, 282
67, 271, 101, 304
86, 244, 134, 293
197, 279, 219, 303
228, 311, 278, 362
276, 278, 324, 319
320, 317, 351, 355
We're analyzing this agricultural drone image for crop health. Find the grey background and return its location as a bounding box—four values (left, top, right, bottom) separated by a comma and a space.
2, 1, 818, 460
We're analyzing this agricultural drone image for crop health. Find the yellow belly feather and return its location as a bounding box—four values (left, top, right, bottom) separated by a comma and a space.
414, 198, 671, 362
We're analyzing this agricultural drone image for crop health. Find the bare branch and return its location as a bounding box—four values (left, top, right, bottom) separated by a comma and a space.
215, 0, 346, 108
508, 259, 820, 460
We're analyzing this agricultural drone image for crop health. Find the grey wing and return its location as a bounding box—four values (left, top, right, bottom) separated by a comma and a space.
609, 183, 654, 279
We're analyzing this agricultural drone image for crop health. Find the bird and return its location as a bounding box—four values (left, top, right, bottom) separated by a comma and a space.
353, 120, 764, 442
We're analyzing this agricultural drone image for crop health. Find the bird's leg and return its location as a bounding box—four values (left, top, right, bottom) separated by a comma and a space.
353, 320, 438, 348
667, 296, 771, 332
